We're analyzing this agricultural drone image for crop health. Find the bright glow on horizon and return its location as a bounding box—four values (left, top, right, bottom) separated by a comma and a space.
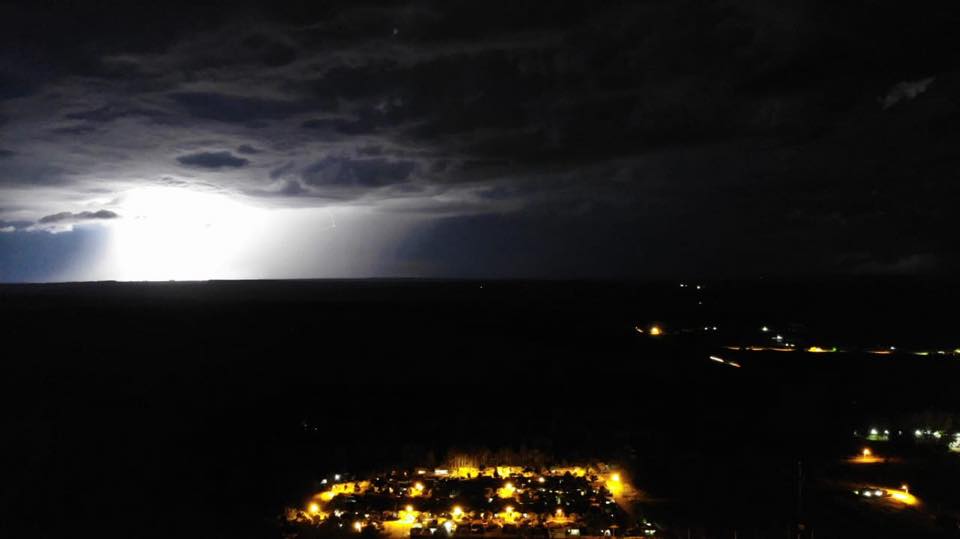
107, 187, 268, 281
46, 186, 422, 282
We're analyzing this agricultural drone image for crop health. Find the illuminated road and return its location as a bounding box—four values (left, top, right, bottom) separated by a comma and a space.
847, 482, 921, 508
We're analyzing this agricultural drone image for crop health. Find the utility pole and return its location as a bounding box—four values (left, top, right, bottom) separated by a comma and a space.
796, 460, 804, 539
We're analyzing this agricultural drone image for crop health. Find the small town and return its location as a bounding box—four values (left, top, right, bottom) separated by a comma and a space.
286, 464, 658, 538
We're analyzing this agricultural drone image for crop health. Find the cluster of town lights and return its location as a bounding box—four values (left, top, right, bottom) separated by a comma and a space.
294, 465, 633, 534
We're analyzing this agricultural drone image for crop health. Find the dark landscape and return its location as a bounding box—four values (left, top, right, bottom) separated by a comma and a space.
4, 279, 960, 538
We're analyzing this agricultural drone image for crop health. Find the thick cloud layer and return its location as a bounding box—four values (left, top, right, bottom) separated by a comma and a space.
177, 151, 250, 169
39, 210, 119, 224
1, 1, 959, 279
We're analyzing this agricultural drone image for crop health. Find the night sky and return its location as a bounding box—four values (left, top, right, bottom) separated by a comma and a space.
1, 1, 958, 281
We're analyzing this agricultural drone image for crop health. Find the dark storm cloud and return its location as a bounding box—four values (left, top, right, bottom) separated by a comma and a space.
169, 92, 312, 124
0, 160, 71, 186
236, 144, 262, 155
64, 105, 166, 123
269, 162, 297, 180
50, 124, 100, 136
39, 210, 119, 224
302, 157, 416, 188
880, 77, 936, 109
176, 151, 249, 169
0, 71, 39, 101
245, 179, 307, 198
240, 33, 299, 67
301, 117, 376, 136
2, 1, 960, 277
844, 252, 941, 276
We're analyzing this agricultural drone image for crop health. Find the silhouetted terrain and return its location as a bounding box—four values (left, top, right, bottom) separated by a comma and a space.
3, 279, 960, 538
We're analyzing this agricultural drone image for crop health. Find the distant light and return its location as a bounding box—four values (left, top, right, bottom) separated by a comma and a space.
406, 505, 414, 513
870, 428, 879, 436
915, 429, 923, 437
889, 488, 918, 505
497, 482, 516, 499
415, 482, 425, 492
538, 477, 545, 483
321, 479, 328, 484
680, 283, 687, 288
611, 473, 620, 482
761, 326, 769, 332
862, 448, 872, 457
335, 474, 341, 481
452, 506, 463, 517
649, 325, 663, 336
308, 502, 321, 514
354, 521, 363, 532
696, 285, 702, 290
443, 521, 454, 533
